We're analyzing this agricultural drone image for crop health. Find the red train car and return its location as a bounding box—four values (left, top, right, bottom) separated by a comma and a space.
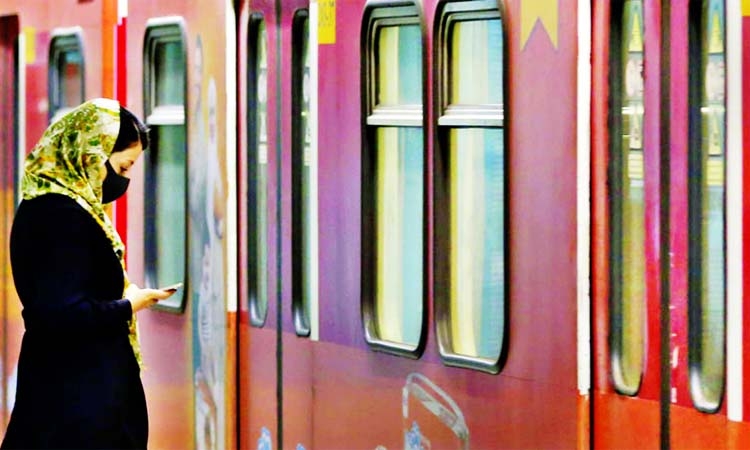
237, 0, 588, 448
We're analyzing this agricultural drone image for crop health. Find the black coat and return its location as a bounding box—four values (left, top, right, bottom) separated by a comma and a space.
2, 194, 148, 449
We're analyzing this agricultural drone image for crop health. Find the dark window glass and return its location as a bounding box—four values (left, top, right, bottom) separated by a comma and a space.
610, 0, 646, 396
49, 32, 84, 122
248, 17, 269, 326
292, 11, 314, 336
688, 0, 726, 413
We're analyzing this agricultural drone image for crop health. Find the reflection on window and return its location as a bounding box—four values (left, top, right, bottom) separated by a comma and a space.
375, 24, 423, 348
688, 0, 725, 413
610, 0, 645, 396
248, 17, 269, 326
376, 126, 423, 346
362, 5, 425, 356
155, 41, 185, 106
292, 11, 314, 336
49, 32, 84, 123
449, 20, 502, 105
449, 129, 503, 359
435, 2, 505, 373
145, 126, 186, 293
376, 25, 422, 107
143, 20, 187, 312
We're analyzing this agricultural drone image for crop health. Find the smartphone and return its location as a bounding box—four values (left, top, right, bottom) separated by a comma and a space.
160, 282, 183, 292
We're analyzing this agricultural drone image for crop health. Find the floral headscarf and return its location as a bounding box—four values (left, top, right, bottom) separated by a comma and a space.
22, 98, 143, 367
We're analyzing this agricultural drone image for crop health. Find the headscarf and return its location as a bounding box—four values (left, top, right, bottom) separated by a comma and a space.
22, 98, 143, 367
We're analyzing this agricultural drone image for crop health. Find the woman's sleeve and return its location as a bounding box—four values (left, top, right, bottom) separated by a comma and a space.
19, 204, 133, 336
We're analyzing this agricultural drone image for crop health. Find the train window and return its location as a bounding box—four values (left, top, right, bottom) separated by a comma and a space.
687, 0, 725, 413
361, 3, 425, 357
143, 19, 188, 313
292, 10, 314, 336
434, 0, 504, 374
48, 30, 84, 123
609, 0, 646, 396
247, 16, 269, 327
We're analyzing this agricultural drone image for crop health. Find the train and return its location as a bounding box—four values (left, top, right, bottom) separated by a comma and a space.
0, 0, 748, 448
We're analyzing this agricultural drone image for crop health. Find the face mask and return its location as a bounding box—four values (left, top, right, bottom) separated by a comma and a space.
101, 160, 130, 204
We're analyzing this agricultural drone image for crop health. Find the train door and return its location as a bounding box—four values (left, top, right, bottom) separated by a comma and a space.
239, 2, 280, 447
279, 2, 314, 449
666, 0, 740, 446
592, 1, 665, 447
128, 1, 237, 448
594, 1, 745, 447
0, 15, 18, 434
239, 1, 316, 447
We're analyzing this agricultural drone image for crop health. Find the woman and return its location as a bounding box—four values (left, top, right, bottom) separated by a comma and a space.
2, 98, 175, 449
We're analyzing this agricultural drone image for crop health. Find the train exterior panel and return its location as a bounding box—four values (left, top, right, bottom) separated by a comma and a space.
124, 0, 235, 449
591, 1, 663, 447
124, 4, 193, 448
238, 0, 281, 449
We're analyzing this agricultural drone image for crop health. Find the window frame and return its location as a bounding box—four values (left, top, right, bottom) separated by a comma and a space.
433, 0, 508, 375
686, 0, 727, 414
608, 0, 647, 396
291, 8, 313, 337
48, 28, 85, 123
361, 0, 428, 358
142, 17, 189, 313
247, 13, 270, 328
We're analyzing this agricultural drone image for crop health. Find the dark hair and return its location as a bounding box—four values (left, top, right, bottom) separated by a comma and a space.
113, 106, 149, 152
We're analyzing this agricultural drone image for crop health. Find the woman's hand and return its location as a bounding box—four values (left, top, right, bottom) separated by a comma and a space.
125, 283, 175, 312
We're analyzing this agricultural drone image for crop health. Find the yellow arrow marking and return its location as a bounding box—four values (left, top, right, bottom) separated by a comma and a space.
521, 0, 559, 50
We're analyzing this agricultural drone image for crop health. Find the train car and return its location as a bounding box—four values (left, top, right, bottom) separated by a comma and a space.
237, 0, 589, 448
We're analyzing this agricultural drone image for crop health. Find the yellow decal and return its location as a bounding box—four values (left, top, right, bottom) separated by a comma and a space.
629, 11, 643, 52
319, 0, 336, 45
23, 26, 36, 64
521, 0, 558, 50
743, 0, 750, 16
